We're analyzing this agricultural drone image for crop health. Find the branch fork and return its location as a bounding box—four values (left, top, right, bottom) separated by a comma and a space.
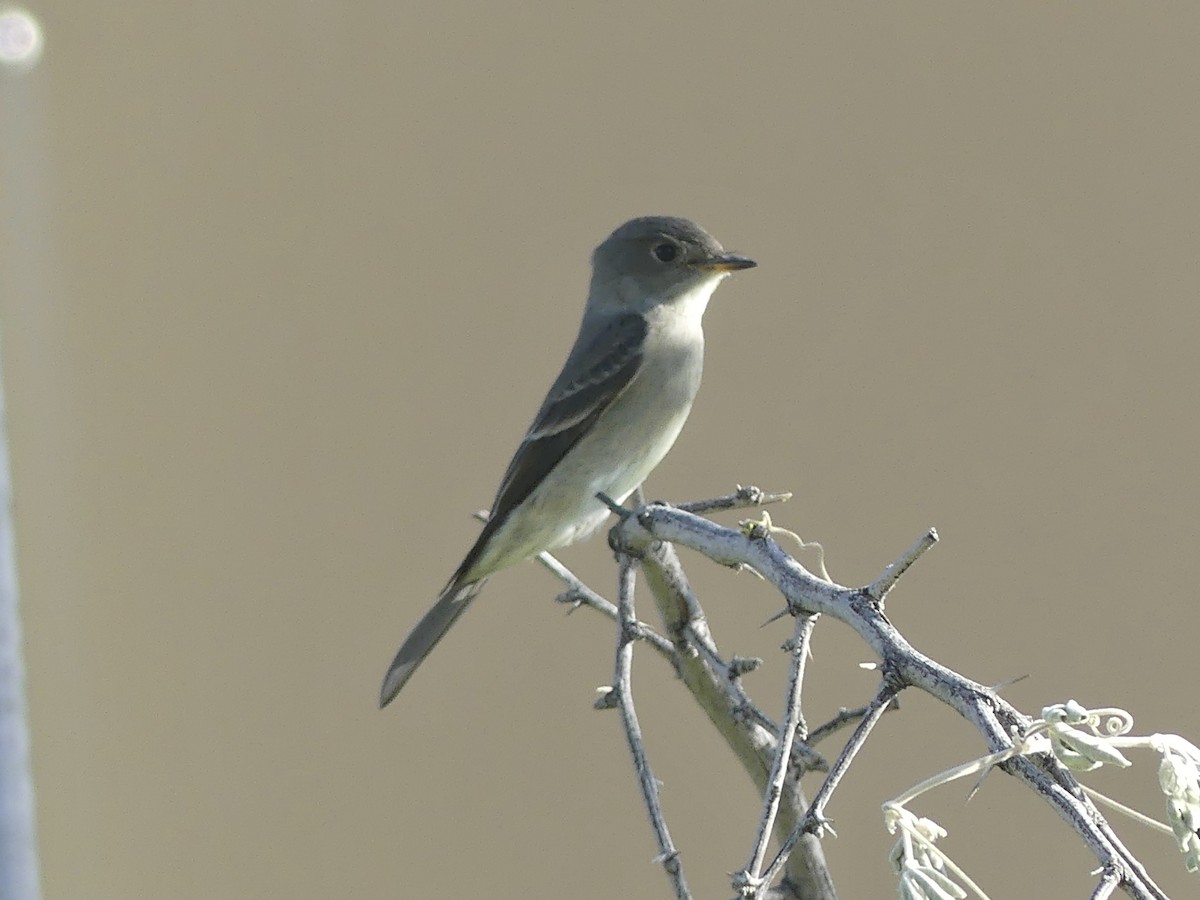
529, 486, 1180, 900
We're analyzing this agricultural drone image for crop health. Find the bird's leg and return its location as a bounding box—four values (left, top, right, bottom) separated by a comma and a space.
596, 490, 635, 519
598, 490, 653, 558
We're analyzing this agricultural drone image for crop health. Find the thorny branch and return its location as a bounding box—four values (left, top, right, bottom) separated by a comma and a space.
536, 487, 1174, 899
601, 553, 690, 900
618, 494, 1169, 900
737, 613, 819, 896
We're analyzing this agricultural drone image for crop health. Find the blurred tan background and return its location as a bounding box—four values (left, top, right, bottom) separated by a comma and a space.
2, 3, 1198, 898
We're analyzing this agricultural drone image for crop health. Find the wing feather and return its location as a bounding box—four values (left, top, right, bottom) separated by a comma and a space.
451, 312, 647, 582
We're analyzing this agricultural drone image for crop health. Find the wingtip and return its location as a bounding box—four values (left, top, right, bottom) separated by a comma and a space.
378, 677, 399, 710
378, 662, 413, 710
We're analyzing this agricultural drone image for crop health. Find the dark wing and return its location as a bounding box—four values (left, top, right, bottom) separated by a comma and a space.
451, 312, 647, 582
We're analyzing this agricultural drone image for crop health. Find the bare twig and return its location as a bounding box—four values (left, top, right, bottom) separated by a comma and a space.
537, 538, 805, 784
613, 502, 1170, 900
864, 528, 938, 605
607, 554, 690, 900
535, 550, 678, 664
808, 705, 877, 746
620, 522, 837, 898
760, 683, 899, 890
676, 484, 793, 515
737, 613, 819, 897
1092, 867, 1123, 900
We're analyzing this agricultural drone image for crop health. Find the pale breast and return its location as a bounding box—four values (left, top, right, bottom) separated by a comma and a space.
470, 279, 715, 574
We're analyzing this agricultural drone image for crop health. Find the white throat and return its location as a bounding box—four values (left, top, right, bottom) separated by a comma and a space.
670, 273, 727, 326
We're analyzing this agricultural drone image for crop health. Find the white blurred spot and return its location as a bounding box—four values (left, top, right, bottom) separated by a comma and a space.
0, 7, 43, 70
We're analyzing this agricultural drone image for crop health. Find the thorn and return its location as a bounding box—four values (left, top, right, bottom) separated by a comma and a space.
759, 607, 791, 627
992, 673, 1029, 691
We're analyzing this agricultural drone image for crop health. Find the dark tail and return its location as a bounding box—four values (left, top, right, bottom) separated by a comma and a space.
378, 577, 487, 708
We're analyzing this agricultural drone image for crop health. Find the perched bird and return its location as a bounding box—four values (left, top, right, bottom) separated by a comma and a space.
380, 216, 755, 707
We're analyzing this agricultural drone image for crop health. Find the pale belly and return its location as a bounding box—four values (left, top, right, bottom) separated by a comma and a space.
469, 320, 703, 577
542, 395, 694, 548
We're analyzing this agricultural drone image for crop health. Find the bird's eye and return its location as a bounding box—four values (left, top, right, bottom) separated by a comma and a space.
652, 243, 678, 263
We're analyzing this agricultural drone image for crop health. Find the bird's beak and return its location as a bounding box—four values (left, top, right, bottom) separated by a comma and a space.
701, 253, 757, 273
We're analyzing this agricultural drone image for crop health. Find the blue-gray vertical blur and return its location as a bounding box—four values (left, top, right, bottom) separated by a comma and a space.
0, 7, 46, 900
0, 376, 40, 900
